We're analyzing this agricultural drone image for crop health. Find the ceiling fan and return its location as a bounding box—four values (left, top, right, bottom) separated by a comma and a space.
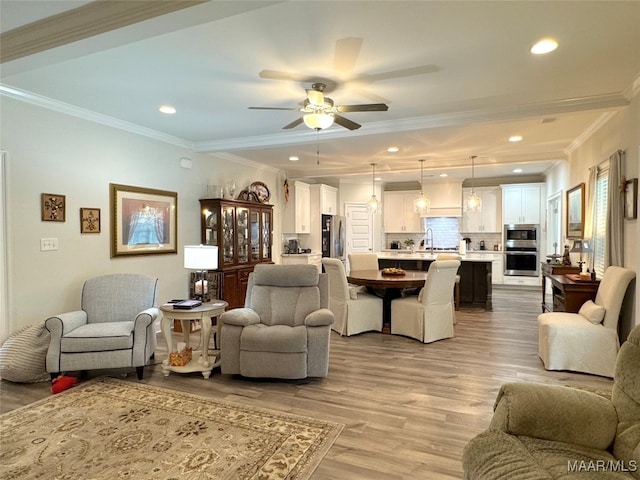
248, 82, 388, 131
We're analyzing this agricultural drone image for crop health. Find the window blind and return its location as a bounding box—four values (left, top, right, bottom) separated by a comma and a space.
593, 165, 609, 277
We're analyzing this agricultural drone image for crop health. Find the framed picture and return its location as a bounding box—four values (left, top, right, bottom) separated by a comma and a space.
41, 193, 66, 222
625, 178, 638, 220
110, 183, 177, 257
566, 183, 585, 239
80, 208, 101, 233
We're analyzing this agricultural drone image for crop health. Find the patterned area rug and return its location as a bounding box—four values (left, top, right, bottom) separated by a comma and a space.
0, 377, 343, 479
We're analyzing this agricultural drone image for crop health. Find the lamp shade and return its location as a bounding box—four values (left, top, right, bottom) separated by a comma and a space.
303, 113, 334, 130
184, 245, 218, 270
570, 239, 592, 253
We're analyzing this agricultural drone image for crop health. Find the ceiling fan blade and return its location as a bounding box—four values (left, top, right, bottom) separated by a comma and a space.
337, 103, 389, 112
334, 36, 363, 73
333, 114, 361, 130
258, 70, 317, 83
282, 117, 304, 129
249, 106, 300, 111
354, 64, 440, 83
306, 89, 324, 107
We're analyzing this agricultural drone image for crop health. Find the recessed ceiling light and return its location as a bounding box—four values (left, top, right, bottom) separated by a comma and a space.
159, 104, 176, 114
531, 38, 558, 55
288, 156, 299, 161
439, 173, 448, 177
513, 168, 523, 173
387, 146, 399, 153
374, 177, 382, 181
509, 135, 523, 142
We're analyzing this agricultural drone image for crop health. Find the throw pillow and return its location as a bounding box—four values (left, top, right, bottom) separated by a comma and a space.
579, 300, 606, 324
0, 322, 51, 383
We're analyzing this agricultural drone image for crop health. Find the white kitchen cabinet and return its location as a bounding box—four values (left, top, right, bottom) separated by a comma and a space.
282, 181, 311, 234
461, 186, 502, 232
383, 191, 423, 233
501, 183, 543, 225
422, 182, 463, 217
313, 184, 338, 215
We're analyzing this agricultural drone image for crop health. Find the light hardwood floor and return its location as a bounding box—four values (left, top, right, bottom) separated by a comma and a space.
1, 286, 613, 479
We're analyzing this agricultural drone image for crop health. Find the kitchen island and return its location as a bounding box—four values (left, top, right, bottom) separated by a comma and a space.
376, 251, 493, 310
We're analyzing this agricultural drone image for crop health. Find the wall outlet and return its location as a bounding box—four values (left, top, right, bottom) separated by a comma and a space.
40, 238, 59, 251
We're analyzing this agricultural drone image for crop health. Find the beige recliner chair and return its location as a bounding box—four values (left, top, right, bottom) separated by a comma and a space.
463, 321, 640, 480
390, 259, 459, 343
219, 264, 334, 379
538, 266, 635, 378
322, 257, 383, 336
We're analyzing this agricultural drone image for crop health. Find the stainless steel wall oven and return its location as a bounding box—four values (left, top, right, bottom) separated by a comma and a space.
504, 224, 539, 276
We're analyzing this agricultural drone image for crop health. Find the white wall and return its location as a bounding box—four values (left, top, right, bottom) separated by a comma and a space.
545, 91, 639, 334
1, 97, 282, 335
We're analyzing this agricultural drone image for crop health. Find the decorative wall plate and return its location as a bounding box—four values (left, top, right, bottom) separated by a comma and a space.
250, 181, 270, 203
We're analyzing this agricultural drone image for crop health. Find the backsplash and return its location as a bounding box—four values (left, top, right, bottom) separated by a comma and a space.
385, 217, 504, 251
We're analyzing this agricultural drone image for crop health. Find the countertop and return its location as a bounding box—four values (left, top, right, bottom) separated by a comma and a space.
281, 252, 321, 257
377, 250, 502, 261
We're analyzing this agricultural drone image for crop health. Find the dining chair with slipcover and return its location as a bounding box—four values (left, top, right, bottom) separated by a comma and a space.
347, 252, 379, 272
437, 253, 461, 311
322, 257, 383, 336
537, 265, 635, 378
390, 259, 460, 343
45, 273, 159, 380
219, 264, 334, 379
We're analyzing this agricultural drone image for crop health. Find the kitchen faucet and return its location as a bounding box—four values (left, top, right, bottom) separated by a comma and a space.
425, 228, 434, 255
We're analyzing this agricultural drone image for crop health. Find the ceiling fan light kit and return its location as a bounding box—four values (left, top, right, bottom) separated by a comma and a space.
413, 158, 431, 215
465, 155, 482, 212
250, 81, 388, 131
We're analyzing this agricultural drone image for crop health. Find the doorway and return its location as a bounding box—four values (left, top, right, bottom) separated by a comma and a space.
345, 203, 374, 270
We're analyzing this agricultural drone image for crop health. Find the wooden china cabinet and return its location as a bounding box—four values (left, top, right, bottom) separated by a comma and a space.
198, 198, 273, 309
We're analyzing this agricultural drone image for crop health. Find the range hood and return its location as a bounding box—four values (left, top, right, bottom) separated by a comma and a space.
420, 182, 462, 217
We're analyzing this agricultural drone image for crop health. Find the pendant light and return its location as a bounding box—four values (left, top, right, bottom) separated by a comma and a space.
413, 159, 431, 215
366, 163, 381, 214
465, 155, 482, 212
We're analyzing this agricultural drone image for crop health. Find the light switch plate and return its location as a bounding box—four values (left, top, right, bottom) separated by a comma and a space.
40, 238, 59, 251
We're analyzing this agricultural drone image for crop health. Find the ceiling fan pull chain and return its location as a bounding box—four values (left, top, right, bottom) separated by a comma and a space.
316, 129, 320, 165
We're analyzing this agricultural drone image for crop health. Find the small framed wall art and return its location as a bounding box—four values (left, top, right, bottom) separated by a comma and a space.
41, 193, 66, 222
80, 208, 101, 233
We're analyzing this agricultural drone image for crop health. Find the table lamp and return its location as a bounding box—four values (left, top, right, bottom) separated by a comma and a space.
570, 239, 592, 273
184, 245, 218, 301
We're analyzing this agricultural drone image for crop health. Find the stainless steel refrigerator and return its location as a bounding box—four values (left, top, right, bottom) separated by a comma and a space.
321, 214, 346, 261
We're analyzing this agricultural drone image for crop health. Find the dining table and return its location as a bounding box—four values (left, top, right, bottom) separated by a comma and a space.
346, 269, 428, 334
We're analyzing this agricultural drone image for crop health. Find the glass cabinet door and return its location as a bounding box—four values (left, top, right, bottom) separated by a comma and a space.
250, 210, 260, 261
203, 208, 218, 246
222, 206, 235, 265
237, 207, 249, 263
262, 211, 271, 260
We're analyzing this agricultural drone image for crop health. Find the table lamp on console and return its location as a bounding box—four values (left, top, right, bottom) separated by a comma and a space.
569, 239, 592, 274
184, 245, 218, 301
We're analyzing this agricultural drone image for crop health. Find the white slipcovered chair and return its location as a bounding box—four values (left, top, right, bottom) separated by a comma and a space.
538, 266, 635, 378
437, 253, 461, 311
348, 253, 379, 271
390, 259, 460, 343
322, 257, 383, 336
219, 264, 334, 379
45, 274, 159, 380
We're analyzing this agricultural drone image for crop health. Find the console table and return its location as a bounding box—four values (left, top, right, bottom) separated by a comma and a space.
543, 273, 599, 313
540, 263, 580, 312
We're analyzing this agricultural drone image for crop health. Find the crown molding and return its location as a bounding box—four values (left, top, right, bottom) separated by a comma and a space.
0, 1, 206, 63
207, 152, 280, 174
565, 111, 618, 154
195, 92, 630, 153
0, 84, 193, 149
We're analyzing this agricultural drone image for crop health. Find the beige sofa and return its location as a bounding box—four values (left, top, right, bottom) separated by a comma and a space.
462, 322, 640, 479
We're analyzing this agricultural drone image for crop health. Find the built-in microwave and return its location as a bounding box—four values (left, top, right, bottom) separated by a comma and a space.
504, 224, 538, 242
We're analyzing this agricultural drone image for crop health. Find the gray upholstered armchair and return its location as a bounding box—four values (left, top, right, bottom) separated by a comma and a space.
220, 264, 334, 379
45, 274, 159, 380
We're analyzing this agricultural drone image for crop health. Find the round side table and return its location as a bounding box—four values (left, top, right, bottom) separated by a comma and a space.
159, 301, 228, 378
